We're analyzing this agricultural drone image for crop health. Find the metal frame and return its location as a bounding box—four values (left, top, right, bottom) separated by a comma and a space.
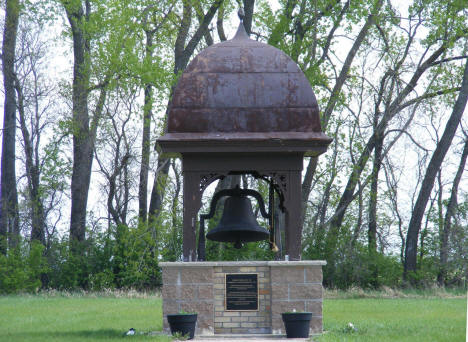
178, 153, 304, 262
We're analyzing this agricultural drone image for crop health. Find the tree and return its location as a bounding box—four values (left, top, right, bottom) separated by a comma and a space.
61, 0, 97, 246
60, 0, 131, 248
1, 0, 21, 253
438, 135, 468, 286
138, 3, 174, 223
404, 58, 468, 282
13, 15, 60, 247
147, 0, 224, 235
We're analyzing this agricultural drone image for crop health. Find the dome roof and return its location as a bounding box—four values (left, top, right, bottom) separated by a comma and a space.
168, 23, 322, 134
158, 21, 332, 156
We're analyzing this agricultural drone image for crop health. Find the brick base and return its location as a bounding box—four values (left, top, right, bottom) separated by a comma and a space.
160, 261, 325, 336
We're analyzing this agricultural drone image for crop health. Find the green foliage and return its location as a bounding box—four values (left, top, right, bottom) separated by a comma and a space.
303, 234, 402, 289
205, 239, 276, 261
0, 241, 48, 294
111, 223, 161, 290
43, 223, 161, 292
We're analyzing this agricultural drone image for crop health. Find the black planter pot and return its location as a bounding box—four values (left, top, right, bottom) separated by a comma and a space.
281, 312, 312, 338
167, 313, 197, 340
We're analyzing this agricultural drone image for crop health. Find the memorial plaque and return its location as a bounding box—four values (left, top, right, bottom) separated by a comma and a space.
225, 274, 258, 311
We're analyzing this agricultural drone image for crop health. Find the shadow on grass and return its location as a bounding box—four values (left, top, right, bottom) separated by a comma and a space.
6, 329, 143, 340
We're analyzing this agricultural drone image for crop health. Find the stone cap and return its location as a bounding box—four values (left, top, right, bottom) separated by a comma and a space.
159, 260, 326, 267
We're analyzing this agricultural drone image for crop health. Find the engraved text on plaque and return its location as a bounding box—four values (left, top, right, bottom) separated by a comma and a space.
225, 274, 258, 311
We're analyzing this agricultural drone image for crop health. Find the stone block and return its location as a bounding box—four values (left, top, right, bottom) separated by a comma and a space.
305, 300, 322, 315
162, 299, 178, 314
223, 312, 240, 317
181, 285, 197, 299
180, 301, 213, 317
180, 267, 213, 283
223, 322, 240, 328
231, 316, 244, 322
289, 283, 322, 300
249, 316, 267, 322
240, 322, 257, 328
248, 327, 271, 334
271, 300, 306, 317
221, 267, 240, 273
214, 322, 223, 328
162, 285, 177, 300
162, 268, 179, 285
271, 266, 305, 283
272, 317, 283, 333
214, 317, 231, 323
259, 289, 270, 295
310, 316, 323, 334
271, 284, 288, 299
305, 266, 323, 283
213, 277, 224, 284
241, 311, 258, 316
162, 284, 196, 300
198, 285, 213, 299
214, 328, 231, 334
239, 267, 256, 272
197, 313, 213, 331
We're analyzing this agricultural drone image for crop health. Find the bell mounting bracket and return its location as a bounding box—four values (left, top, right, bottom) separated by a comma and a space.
197, 185, 271, 260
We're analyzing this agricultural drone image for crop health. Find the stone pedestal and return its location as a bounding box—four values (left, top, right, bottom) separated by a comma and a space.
160, 261, 325, 336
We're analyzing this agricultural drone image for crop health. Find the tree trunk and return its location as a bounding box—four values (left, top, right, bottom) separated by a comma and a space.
368, 133, 384, 255
438, 138, 468, 286
15, 75, 46, 246
65, 1, 93, 248
242, 0, 255, 35
138, 30, 154, 223
1, 0, 20, 253
366, 143, 381, 287
404, 58, 468, 281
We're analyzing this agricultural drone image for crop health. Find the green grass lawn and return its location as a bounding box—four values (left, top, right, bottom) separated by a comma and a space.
0, 293, 466, 341
0, 294, 171, 341
317, 298, 467, 342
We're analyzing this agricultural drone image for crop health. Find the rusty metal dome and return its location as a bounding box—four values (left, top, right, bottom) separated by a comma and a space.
158, 20, 332, 156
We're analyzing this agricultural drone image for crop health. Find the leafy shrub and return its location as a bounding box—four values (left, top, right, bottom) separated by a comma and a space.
0, 241, 48, 294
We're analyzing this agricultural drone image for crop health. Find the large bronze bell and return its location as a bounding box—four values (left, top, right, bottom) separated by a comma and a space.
206, 194, 270, 249
200, 186, 270, 249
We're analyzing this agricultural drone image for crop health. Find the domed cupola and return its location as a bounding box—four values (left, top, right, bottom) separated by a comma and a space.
158, 15, 331, 156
